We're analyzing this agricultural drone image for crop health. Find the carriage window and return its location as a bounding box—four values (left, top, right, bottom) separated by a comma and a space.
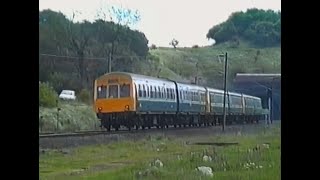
200, 93, 205, 102
146, 85, 150, 98
213, 94, 223, 104
142, 85, 146, 97
179, 91, 182, 100
158, 87, 161, 98
166, 88, 170, 99
108, 85, 118, 98
231, 95, 241, 105
183, 91, 189, 100
172, 89, 175, 99
162, 87, 165, 99
150, 85, 154, 98
97, 86, 107, 99
154, 86, 157, 98
138, 84, 142, 97
120, 84, 130, 97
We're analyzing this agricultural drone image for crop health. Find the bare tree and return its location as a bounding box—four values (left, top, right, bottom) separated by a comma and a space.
169, 38, 179, 49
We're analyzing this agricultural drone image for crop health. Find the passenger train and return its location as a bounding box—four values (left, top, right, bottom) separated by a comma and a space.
93, 72, 266, 131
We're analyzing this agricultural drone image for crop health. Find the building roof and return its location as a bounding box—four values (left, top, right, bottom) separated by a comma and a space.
233, 73, 281, 83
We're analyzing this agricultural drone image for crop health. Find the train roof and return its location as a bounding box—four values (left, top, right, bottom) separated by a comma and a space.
98, 72, 262, 99
228, 91, 243, 97
206, 87, 225, 94
242, 94, 261, 100
100, 72, 174, 83
176, 82, 206, 91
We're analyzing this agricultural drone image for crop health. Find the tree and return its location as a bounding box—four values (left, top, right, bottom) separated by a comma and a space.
95, 5, 142, 73
206, 8, 281, 47
65, 12, 91, 89
170, 38, 179, 48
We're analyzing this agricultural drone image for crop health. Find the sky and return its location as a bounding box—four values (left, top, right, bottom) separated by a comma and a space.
39, 0, 281, 47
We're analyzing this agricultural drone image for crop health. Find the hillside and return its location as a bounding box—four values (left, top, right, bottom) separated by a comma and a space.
147, 42, 280, 89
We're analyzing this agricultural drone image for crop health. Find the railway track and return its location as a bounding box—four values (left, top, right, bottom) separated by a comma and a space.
39, 122, 278, 149
39, 126, 215, 138
39, 122, 266, 139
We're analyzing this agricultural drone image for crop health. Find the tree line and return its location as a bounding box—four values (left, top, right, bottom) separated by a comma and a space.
39, 8, 149, 93
207, 8, 281, 47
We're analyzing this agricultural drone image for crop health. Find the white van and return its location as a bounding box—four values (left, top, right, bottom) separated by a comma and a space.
59, 90, 76, 100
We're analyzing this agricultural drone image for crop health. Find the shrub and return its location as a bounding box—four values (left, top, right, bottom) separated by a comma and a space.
39, 82, 58, 107
78, 89, 91, 104
192, 45, 199, 48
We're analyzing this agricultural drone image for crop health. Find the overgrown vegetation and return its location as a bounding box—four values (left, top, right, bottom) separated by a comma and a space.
78, 89, 91, 104
39, 124, 280, 179
39, 101, 98, 133
39, 82, 58, 108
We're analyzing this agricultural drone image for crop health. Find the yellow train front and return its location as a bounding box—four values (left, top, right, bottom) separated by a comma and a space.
93, 72, 137, 131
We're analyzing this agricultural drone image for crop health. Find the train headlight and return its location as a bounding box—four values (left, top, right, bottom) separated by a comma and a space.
98, 107, 102, 112
125, 105, 129, 111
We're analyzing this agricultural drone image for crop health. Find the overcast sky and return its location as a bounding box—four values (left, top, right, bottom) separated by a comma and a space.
39, 0, 281, 47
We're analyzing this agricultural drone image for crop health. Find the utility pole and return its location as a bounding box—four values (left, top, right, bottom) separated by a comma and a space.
108, 52, 112, 73
222, 52, 228, 131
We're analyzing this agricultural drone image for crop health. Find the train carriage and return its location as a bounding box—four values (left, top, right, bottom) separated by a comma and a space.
243, 94, 264, 123
176, 83, 207, 126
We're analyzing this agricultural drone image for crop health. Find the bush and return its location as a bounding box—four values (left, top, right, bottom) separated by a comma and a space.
78, 89, 91, 104
39, 82, 58, 107
150, 44, 157, 50
192, 45, 199, 48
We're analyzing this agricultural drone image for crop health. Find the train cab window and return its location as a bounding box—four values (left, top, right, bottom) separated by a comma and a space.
108, 85, 118, 98
97, 86, 107, 99
142, 85, 146, 97
120, 84, 130, 97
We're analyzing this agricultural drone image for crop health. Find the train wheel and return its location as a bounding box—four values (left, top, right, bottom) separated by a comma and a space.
135, 125, 139, 130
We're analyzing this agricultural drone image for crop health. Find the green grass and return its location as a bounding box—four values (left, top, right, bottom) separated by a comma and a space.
147, 43, 281, 87
39, 101, 99, 133
39, 124, 280, 180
